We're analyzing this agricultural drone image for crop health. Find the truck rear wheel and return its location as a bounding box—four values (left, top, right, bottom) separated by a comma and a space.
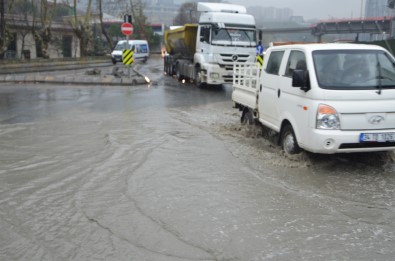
281, 124, 301, 155
176, 63, 182, 81
241, 109, 253, 125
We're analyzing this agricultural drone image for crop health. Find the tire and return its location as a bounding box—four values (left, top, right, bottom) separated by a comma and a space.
176, 63, 182, 81
165, 61, 172, 76
195, 66, 204, 88
281, 124, 301, 155
241, 109, 254, 125
112, 58, 116, 65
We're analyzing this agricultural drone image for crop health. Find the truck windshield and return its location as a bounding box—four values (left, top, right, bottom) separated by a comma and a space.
313, 49, 395, 90
211, 28, 256, 47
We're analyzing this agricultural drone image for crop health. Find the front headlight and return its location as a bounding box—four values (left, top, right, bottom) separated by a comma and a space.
316, 104, 340, 130
210, 73, 220, 79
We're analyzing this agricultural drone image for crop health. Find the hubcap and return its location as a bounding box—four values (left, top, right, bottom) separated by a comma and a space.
283, 134, 295, 154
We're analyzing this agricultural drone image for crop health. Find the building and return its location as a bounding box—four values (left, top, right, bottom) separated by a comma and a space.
3, 14, 80, 59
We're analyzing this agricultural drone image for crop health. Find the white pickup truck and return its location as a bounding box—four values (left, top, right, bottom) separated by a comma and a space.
232, 43, 395, 154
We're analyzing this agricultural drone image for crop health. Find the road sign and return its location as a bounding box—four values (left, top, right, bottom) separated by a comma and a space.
123, 50, 134, 65
121, 23, 133, 36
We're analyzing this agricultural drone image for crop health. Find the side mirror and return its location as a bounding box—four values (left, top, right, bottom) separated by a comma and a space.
292, 69, 311, 92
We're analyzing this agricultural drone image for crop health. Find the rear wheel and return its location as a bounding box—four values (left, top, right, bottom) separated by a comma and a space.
281, 124, 301, 155
165, 62, 173, 76
176, 63, 182, 81
241, 109, 254, 125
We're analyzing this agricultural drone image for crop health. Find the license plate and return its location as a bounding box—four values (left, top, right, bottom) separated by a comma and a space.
360, 132, 395, 142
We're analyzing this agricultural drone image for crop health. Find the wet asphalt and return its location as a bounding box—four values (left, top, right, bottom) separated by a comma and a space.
0, 56, 394, 260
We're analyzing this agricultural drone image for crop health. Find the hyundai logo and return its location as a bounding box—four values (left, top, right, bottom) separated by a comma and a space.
368, 115, 385, 124
232, 55, 238, 62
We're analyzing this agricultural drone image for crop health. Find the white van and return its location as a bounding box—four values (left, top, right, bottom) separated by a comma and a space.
232, 43, 395, 154
111, 40, 149, 64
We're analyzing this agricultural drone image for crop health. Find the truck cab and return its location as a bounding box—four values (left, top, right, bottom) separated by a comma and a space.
195, 3, 257, 85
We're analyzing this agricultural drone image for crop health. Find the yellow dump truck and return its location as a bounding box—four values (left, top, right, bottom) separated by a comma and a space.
163, 2, 257, 87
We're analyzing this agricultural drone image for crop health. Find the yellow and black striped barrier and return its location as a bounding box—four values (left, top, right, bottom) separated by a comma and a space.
256, 55, 263, 68
122, 50, 134, 65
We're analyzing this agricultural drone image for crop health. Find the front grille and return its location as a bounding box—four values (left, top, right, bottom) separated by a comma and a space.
220, 54, 251, 63
218, 53, 254, 82
223, 75, 233, 83
339, 142, 395, 149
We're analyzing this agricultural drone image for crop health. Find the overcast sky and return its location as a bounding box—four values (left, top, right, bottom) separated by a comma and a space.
228, 0, 364, 20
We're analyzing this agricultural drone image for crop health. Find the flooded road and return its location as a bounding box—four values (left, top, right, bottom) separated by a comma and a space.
0, 58, 394, 260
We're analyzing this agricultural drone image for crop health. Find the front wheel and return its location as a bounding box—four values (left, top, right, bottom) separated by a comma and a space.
195, 66, 205, 88
281, 124, 301, 155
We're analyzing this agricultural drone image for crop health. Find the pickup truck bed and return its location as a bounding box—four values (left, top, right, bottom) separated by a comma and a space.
232, 63, 260, 110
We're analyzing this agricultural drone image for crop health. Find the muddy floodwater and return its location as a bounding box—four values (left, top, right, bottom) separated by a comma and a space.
0, 58, 395, 260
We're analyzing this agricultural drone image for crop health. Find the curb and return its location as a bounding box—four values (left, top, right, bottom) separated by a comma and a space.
0, 74, 148, 86
0, 58, 112, 74
0, 56, 161, 86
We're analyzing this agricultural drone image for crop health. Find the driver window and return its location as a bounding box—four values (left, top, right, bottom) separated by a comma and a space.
200, 26, 210, 43
285, 50, 306, 77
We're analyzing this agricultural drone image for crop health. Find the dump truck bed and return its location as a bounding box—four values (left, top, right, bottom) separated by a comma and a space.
164, 24, 198, 59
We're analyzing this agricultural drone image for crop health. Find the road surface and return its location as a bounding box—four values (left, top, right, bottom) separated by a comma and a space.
0, 57, 394, 260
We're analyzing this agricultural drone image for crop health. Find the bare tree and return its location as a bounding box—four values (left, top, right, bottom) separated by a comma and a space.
70, 0, 93, 57
0, 0, 5, 56
31, 0, 57, 59
173, 0, 222, 26
98, 0, 113, 50
12, 0, 35, 59
0, 0, 15, 58
129, 0, 154, 40
173, 2, 199, 25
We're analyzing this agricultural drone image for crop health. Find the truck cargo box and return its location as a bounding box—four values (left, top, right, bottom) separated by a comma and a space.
164, 24, 198, 59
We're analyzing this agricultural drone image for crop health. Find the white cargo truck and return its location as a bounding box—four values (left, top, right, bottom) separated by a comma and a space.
232, 43, 395, 154
164, 2, 257, 87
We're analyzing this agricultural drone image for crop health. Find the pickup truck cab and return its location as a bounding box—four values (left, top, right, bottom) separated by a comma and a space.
232, 43, 395, 154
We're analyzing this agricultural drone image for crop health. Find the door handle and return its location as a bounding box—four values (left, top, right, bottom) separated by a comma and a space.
277, 89, 281, 98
